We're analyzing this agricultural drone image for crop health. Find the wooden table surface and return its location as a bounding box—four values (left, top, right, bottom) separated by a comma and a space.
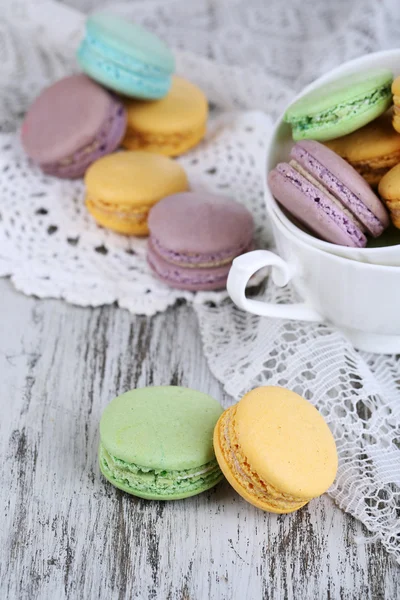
0, 278, 399, 599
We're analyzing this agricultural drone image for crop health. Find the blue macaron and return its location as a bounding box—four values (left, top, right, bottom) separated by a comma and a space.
77, 12, 175, 99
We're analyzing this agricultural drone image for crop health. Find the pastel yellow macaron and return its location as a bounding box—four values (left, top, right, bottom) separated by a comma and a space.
122, 76, 208, 156
378, 163, 400, 228
214, 387, 338, 513
392, 76, 400, 133
84, 151, 188, 235
325, 109, 400, 187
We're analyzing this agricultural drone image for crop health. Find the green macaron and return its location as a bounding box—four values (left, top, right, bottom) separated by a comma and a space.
99, 386, 224, 500
284, 69, 393, 142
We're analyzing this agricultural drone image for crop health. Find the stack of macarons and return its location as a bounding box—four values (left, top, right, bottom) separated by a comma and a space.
99, 384, 338, 514
270, 68, 400, 244
19, 11, 254, 290
21, 12, 192, 181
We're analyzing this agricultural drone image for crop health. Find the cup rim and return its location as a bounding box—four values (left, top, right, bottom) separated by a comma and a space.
270, 204, 400, 272
265, 48, 400, 258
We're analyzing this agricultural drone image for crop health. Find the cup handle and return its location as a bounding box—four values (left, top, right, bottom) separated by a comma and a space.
227, 250, 323, 322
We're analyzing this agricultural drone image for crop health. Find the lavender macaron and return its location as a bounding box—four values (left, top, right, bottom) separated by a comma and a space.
21, 74, 127, 179
268, 140, 389, 247
147, 192, 254, 291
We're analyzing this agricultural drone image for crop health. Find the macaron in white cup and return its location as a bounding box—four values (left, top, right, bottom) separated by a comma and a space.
228, 50, 400, 354
267, 49, 400, 266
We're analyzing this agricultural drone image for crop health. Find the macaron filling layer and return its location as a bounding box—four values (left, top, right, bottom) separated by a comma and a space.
288, 84, 392, 134
291, 144, 386, 236
99, 443, 222, 497
218, 406, 309, 511
147, 248, 231, 287
123, 127, 205, 150
41, 100, 126, 177
351, 152, 400, 179
289, 160, 365, 232
276, 163, 367, 247
84, 34, 172, 77
77, 41, 171, 98
150, 235, 253, 267
86, 196, 149, 223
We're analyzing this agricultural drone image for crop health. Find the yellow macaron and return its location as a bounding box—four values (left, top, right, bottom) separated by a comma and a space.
378, 163, 400, 228
121, 76, 208, 157
213, 387, 338, 514
392, 76, 400, 133
84, 151, 188, 235
325, 109, 400, 187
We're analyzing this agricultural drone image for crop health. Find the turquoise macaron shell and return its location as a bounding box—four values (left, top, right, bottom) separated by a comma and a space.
77, 12, 175, 99
285, 69, 393, 142
99, 386, 224, 500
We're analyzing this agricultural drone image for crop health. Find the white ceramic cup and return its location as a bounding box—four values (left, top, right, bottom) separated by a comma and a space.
227, 215, 400, 353
227, 50, 400, 354
268, 49, 400, 266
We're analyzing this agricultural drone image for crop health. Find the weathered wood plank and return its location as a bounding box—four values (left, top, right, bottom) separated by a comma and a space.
0, 279, 398, 600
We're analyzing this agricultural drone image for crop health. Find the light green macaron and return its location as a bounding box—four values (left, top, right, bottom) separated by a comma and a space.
99, 386, 224, 500
285, 69, 393, 142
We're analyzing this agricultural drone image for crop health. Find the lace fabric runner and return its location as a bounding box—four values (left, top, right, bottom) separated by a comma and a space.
0, 111, 272, 314
194, 296, 400, 562
1, 0, 399, 563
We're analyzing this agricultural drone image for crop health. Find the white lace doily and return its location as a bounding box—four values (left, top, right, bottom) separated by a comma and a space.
0, 111, 271, 314
1, 0, 400, 564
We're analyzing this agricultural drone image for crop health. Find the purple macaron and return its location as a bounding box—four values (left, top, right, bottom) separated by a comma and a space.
21, 74, 127, 179
268, 140, 389, 247
147, 192, 254, 291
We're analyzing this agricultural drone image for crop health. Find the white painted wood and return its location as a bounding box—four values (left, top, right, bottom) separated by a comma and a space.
0, 278, 398, 599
